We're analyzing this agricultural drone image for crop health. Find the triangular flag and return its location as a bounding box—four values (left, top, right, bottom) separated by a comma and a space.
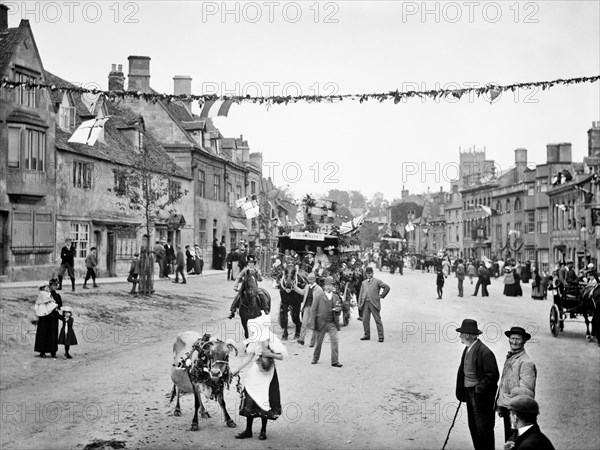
339, 211, 368, 235
480, 205, 499, 217
199, 100, 233, 118
68, 117, 109, 146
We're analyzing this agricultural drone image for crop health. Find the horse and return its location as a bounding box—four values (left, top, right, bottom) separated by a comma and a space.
578, 282, 600, 342
236, 269, 271, 339
277, 265, 307, 340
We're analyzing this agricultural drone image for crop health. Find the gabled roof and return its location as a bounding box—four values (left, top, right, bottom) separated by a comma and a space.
52, 83, 189, 179
0, 20, 45, 80
0, 24, 23, 76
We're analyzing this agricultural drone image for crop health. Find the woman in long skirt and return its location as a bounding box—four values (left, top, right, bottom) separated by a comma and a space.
34, 280, 62, 358
232, 313, 287, 441
531, 268, 544, 299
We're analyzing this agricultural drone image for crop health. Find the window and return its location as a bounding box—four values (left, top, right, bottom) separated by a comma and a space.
7, 126, 46, 170
527, 184, 535, 196
34, 213, 53, 246
16, 72, 37, 108
496, 224, 503, 240
496, 201, 502, 212
514, 198, 522, 211
250, 181, 256, 195
113, 170, 128, 195
227, 182, 233, 207
538, 250, 549, 274
198, 170, 206, 198
230, 232, 237, 252
199, 219, 206, 248
506, 199, 511, 212
59, 105, 76, 129
11, 211, 54, 248
536, 179, 548, 193
537, 209, 548, 233
116, 230, 138, 260
213, 174, 221, 201
526, 211, 535, 233
73, 161, 93, 189
168, 179, 181, 203
515, 222, 522, 234
236, 185, 242, 203
525, 249, 535, 262
70, 223, 90, 258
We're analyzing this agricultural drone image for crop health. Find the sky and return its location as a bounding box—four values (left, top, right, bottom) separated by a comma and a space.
4, 0, 600, 203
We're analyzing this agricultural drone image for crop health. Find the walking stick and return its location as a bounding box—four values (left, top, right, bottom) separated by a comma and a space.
442, 401, 461, 450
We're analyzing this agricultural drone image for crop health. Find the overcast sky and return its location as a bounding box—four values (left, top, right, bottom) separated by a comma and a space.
6, 1, 599, 203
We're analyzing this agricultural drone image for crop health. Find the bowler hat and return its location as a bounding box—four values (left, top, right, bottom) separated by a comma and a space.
365, 266, 374, 273
456, 318, 482, 335
504, 326, 531, 341
508, 395, 539, 415
324, 276, 334, 285
247, 254, 257, 263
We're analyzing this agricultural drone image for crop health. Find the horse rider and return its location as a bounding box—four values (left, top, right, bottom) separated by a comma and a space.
229, 255, 264, 319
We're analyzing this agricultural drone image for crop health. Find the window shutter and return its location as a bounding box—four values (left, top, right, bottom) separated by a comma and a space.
34, 213, 53, 246
12, 211, 33, 246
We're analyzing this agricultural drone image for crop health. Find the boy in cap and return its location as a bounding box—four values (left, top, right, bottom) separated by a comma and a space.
83, 247, 98, 289
505, 396, 555, 450
495, 326, 537, 441
309, 276, 342, 367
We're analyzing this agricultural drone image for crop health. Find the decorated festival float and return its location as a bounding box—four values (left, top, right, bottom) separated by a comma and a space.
271, 195, 366, 326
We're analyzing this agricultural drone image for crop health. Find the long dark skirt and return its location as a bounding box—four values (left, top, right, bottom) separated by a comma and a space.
240, 369, 281, 420
34, 314, 59, 354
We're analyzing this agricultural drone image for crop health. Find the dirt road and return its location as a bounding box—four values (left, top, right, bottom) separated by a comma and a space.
1, 270, 598, 449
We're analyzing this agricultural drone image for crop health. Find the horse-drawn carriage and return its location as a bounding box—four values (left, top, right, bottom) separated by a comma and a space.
274, 232, 360, 337
549, 277, 599, 342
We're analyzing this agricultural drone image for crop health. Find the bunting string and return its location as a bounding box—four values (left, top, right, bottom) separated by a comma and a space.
1, 75, 598, 106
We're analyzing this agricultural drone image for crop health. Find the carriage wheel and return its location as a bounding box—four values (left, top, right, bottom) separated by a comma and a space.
549, 304, 560, 337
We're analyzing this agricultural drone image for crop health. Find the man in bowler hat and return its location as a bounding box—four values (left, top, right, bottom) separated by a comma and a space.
358, 266, 390, 342
495, 326, 537, 442
505, 395, 555, 450
455, 318, 499, 450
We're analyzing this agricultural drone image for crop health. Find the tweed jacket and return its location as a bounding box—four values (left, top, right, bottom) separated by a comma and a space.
309, 291, 341, 332
358, 277, 390, 310
295, 283, 324, 313
455, 339, 500, 402
494, 349, 537, 409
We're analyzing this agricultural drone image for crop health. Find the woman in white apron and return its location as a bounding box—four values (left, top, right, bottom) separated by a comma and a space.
231, 312, 287, 440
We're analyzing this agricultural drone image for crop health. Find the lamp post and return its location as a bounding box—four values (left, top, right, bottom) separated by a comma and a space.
580, 225, 588, 268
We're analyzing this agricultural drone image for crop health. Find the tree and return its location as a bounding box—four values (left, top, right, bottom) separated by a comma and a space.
110, 121, 188, 295
359, 222, 380, 249
325, 189, 350, 209
349, 190, 367, 209
368, 192, 390, 217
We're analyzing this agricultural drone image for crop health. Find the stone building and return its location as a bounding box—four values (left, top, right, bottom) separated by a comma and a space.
114, 56, 261, 261
0, 14, 57, 281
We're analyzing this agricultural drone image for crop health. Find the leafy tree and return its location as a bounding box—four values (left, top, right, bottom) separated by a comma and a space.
326, 189, 351, 209
368, 192, 390, 217
349, 190, 367, 209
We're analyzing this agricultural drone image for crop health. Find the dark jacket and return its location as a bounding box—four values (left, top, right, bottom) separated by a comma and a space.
175, 249, 185, 267
61, 245, 76, 266
165, 244, 176, 262
456, 340, 500, 402
510, 424, 555, 450
310, 291, 341, 332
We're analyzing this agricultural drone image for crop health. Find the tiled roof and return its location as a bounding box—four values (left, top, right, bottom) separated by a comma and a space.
0, 24, 22, 77
53, 92, 189, 179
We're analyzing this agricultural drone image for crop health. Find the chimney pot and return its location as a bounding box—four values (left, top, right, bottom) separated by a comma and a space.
111, 64, 116, 71
173, 75, 193, 113
117, 64, 122, 72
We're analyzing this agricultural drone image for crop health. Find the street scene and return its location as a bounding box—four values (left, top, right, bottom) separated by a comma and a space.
1, 1, 600, 450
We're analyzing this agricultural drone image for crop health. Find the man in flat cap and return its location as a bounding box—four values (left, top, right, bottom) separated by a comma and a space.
505, 396, 555, 450
495, 326, 537, 441
455, 318, 499, 450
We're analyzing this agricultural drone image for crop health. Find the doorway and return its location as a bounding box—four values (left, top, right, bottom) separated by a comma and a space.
107, 232, 116, 277
0, 212, 7, 276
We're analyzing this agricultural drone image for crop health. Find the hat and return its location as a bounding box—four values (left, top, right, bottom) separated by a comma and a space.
61, 306, 73, 313
325, 246, 336, 251
456, 319, 482, 335
49, 277, 59, 286
247, 254, 257, 263
508, 395, 539, 415
307, 272, 317, 280
505, 326, 531, 341
324, 276, 334, 285
306, 250, 315, 255
38, 281, 49, 289
365, 266, 374, 273
588, 263, 595, 270
90, 247, 97, 251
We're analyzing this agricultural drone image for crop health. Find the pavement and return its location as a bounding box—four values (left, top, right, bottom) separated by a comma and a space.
0, 268, 226, 290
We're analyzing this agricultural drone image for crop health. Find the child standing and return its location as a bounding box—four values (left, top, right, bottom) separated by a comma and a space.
436, 268, 445, 299
58, 306, 78, 358
128, 252, 140, 294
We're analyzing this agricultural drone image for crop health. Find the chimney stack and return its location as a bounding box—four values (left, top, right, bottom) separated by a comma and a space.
173, 75, 192, 113
546, 144, 559, 163
1, 4, 8, 31
558, 143, 572, 163
127, 56, 151, 93
588, 121, 600, 157
514, 148, 527, 182
108, 63, 125, 91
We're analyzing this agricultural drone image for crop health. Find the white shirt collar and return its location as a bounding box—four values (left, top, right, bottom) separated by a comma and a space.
325, 291, 333, 299
517, 424, 534, 436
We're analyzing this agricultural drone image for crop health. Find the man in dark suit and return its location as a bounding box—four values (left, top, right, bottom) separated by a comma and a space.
358, 266, 390, 342
309, 276, 342, 367
455, 318, 500, 450
293, 271, 323, 347
164, 239, 175, 277
505, 396, 555, 450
